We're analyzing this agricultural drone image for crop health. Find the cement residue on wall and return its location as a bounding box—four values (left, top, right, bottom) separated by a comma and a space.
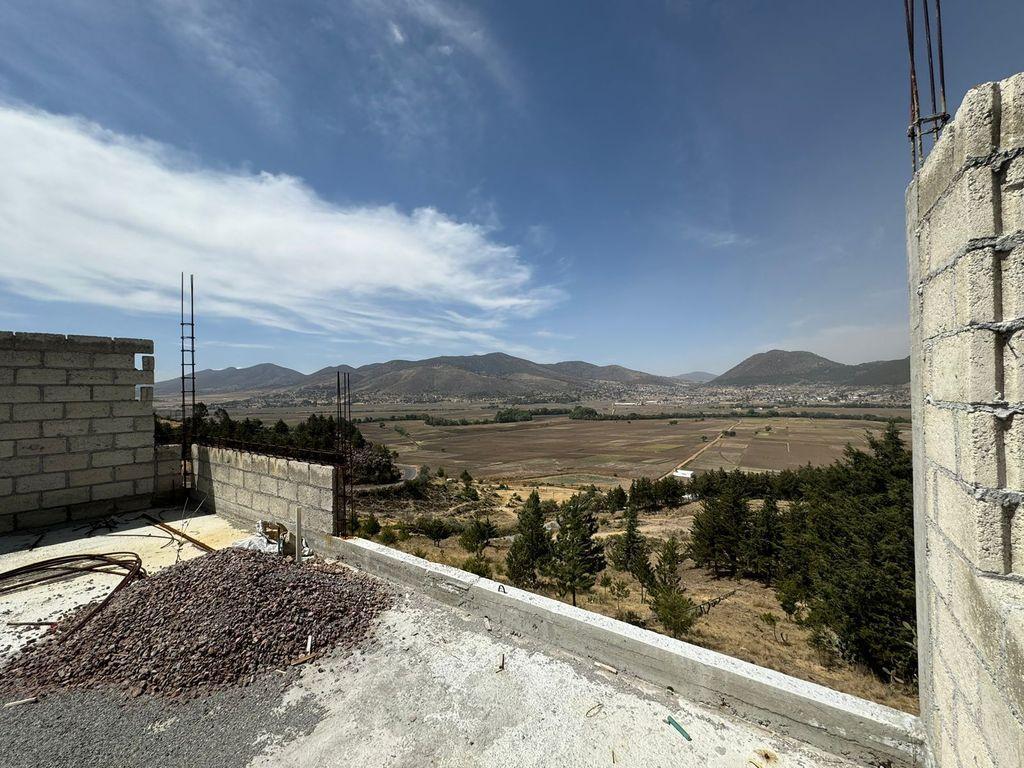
0, 332, 155, 532
907, 72, 1024, 767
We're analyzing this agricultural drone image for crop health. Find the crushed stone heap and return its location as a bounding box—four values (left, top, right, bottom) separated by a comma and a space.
2, 548, 392, 700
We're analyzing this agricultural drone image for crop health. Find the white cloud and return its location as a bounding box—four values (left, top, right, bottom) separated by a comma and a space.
0, 105, 561, 349
388, 21, 407, 44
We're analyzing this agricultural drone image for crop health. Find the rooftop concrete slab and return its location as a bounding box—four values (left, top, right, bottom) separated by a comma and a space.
0, 511, 888, 768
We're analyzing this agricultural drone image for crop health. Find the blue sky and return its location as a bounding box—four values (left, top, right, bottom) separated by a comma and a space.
0, 1, 1021, 381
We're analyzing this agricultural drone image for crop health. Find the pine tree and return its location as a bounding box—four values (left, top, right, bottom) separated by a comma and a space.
611, 505, 646, 572
741, 494, 782, 583
545, 497, 606, 606
505, 491, 551, 587
505, 537, 536, 587
606, 485, 628, 511
652, 587, 697, 638
653, 535, 684, 594
688, 482, 749, 577
459, 516, 497, 555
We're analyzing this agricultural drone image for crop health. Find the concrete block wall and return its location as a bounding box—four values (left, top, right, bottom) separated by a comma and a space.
192, 444, 334, 534
907, 73, 1024, 768
0, 332, 155, 532
154, 443, 183, 499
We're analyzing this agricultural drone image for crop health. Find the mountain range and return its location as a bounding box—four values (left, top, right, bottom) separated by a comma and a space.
154, 349, 910, 401
155, 352, 682, 400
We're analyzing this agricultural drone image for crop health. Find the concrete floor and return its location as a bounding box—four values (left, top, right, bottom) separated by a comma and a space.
258, 594, 868, 768
0, 512, 869, 768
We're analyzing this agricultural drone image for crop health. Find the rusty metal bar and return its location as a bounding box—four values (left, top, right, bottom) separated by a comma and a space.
141, 513, 214, 553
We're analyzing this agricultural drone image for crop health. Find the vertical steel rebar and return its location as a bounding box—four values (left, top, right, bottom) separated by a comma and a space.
934, 0, 948, 122
904, 0, 951, 170
922, 0, 938, 120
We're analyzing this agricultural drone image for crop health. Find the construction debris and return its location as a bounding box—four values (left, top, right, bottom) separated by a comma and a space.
0, 548, 391, 701
141, 513, 214, 553
664, 714, 692, 741
0, 553, 146, 637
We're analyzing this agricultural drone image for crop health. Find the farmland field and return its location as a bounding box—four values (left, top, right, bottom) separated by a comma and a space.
356, 414, 910, 485
205, 398, 909, 485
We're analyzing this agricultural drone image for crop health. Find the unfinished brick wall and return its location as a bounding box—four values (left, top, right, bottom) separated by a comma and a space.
0, 332, 155, 531
154, 443, 183, 500
192, 445, 335, 535
907, 73, 1024, 767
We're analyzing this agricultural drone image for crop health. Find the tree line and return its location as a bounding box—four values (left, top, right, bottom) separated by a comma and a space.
687, 423, 916, 682
155, 405, 400, 484
568, 406, 908, 424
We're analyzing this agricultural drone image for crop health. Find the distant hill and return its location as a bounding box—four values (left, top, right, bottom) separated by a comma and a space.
155, 352, 680, 400
673, 371, 717, 384
712, 350, 910, 386
162, 363, 307, 395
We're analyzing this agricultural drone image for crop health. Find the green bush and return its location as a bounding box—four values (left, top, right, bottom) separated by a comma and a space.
461, 554, 492, 578
614, 609, 647, 628
413, 515, 459, 546
652, 587, 697, 639
459, 516, 498, 555
360, 513, 382, 538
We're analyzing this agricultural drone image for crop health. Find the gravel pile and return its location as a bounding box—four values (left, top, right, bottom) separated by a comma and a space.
1, 548, 391, 700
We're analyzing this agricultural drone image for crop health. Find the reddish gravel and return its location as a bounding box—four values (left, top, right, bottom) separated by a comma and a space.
1, 548, 391, 700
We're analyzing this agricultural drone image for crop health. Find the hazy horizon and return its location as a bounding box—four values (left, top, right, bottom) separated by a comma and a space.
150, 346, 918, 382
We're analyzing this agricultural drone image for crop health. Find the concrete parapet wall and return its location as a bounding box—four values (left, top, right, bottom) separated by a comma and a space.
191, 444, 334, 534
307, 536, 923, 767
0, 332, 155, 532
908, 73, 1024, 767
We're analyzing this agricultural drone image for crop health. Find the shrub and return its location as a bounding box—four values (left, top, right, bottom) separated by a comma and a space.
459, 516, 498, 555
378, 526, 398, 546
652, 587, 697, 638
360, 513, 382, 538
461, 554, 492, 578
614, 609, 647, 628
413, 516, 459, 547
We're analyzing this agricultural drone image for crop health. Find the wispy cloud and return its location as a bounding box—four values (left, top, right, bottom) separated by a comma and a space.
388, 21, 407, 45
535, 329, 573, 341
202, 340, 276, 350
0, 105, 562, 350
153, 0, 287, 128
679, 222, 753, 249
340, 0, 524, 150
